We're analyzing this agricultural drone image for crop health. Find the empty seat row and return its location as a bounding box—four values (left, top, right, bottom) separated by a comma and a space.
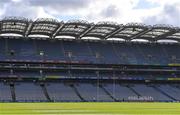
0, 39, 180, 65
1, 82, 180, 102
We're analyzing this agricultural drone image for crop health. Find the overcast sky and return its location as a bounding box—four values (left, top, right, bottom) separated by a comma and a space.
0, 0, 179, 26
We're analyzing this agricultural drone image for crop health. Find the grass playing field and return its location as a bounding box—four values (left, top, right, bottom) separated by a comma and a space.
0, 102, 180, 115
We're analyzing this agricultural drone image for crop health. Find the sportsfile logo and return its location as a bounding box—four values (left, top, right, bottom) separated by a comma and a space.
128, 96, 154, 101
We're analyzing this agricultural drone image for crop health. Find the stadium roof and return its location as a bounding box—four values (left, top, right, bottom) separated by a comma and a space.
0, 17, 180, 42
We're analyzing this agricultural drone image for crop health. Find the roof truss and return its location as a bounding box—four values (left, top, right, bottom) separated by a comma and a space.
0, 17, 179, 42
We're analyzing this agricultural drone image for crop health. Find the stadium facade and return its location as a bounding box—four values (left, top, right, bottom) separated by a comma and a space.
0, 17, 180, 102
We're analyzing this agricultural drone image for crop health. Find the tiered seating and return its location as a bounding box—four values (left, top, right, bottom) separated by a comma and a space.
63, 41, 94, 62
0, 82, 12, 102
132, 84, 172, 101
88, 42, 119, 64
158, 84, 180, 101
46, 83, 81, 102
113, 43, 142, 64
1, 38, 180, 65
15, 82, 47, 102
36, 40, 65, 60
1, 81, 180, 102
163, 44, 180, 63
76, 83, 113, 101
0, 39, 6, 61
7, 39, 40, 61
104, 84, 137, 101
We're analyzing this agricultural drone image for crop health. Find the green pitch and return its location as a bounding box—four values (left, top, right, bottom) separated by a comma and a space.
0, 102, 180, 115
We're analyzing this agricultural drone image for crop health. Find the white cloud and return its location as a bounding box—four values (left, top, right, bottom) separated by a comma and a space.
142, 1, 180, 26
36, 7, 56, 19
0, 0, 179, 26
11, 0, 22, 2
146, 0, 180, 5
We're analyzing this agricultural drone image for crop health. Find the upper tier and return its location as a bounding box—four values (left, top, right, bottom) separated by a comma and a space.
0, 38, 179, 65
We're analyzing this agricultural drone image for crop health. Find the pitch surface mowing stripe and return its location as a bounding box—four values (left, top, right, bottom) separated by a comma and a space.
0, 102, 180, 114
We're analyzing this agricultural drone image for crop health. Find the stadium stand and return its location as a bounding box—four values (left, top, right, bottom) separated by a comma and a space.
130, 84, 173, 102
0, 17, 180, 102
46, 83, 81, 102
103, 84, 137, 101
0, 38, 180, 65
75, 83, 114, 102
15, 82, 47, 102
0, 82, 12, 102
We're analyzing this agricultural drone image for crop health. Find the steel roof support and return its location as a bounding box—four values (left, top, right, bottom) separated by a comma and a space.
130, 28, 152, 40
79, 24, 95, 38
